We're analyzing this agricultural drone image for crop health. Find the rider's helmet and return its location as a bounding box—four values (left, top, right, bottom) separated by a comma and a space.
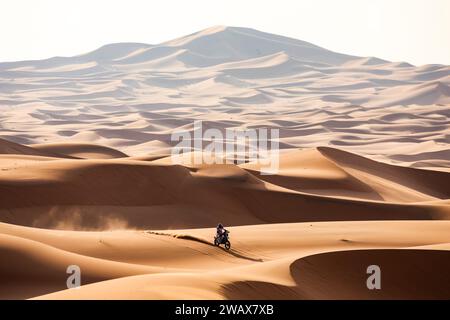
217, 223, 223, 229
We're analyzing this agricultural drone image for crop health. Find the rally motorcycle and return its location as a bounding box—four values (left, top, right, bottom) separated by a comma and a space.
214, 230, 231, 250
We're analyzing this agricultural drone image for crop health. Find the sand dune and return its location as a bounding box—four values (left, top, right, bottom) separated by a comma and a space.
0, 146, 449, 230
242, 147, 449, 202
0, 26, 449, 299
0, 220, 447, 299
0, 26, 448, 164
0, 233, 178, 299
31, 142, 128, 159
0, 137, 72, 158
222, 249, 450, 300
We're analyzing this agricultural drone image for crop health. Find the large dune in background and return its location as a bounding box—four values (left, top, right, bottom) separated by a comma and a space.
0, 26, 449, 299
0, 26, 449, 168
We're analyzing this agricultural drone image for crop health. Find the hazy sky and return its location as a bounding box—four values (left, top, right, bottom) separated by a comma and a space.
1, 0, 449, 65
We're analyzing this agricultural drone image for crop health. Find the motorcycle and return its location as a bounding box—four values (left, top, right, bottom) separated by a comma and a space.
214, 230, 231, 250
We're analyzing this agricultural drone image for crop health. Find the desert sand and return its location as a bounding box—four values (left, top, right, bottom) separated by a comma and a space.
0, 26, 449, 299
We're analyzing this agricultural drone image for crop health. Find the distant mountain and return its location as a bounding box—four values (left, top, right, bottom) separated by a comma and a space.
0, 26, 361, 70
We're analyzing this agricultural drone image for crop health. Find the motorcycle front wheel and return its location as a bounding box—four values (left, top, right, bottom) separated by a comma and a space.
225, 241, 231, 250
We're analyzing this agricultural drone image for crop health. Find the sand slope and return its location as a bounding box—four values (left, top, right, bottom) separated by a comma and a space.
1, 221, 448, 299
0, 145, 449, 230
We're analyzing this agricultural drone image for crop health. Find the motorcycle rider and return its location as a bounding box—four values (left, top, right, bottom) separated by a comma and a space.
216, 223, 228, 242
